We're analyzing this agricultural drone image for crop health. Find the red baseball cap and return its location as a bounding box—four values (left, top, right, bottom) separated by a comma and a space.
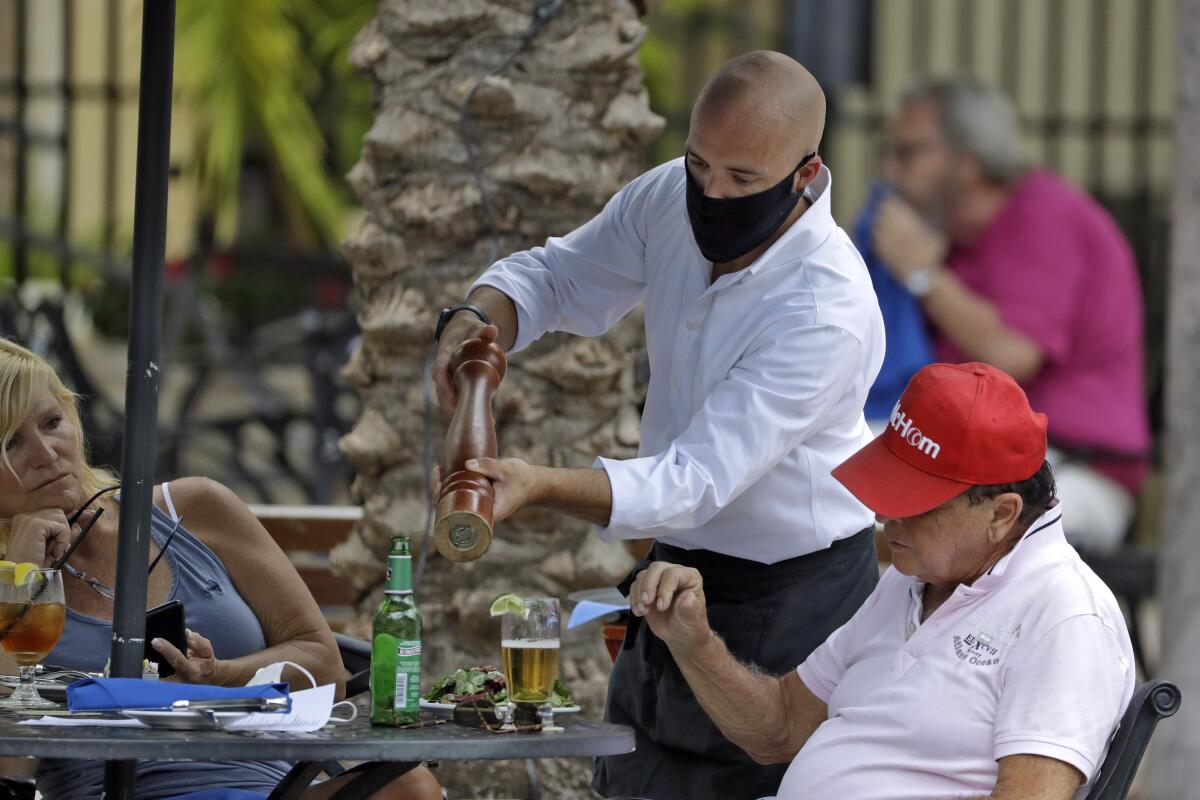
833, 362, 1048, 518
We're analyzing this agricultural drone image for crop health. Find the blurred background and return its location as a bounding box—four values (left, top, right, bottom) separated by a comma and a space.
0, 1, 1187, 796
0, 0, 1176, 505
0, 0, 374, 505
0, 0, 1175, 504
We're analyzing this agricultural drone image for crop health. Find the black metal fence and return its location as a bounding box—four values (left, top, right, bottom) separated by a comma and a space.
0, 0, 359, 503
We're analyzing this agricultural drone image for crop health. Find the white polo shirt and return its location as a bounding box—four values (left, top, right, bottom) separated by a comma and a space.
780, 504, 1134, 799
473, 159, 884, 563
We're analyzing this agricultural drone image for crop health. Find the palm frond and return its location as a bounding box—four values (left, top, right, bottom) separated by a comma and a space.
176, 0, 355, 245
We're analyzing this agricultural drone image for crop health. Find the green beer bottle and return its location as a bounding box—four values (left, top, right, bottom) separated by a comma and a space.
370, 535, 422, 726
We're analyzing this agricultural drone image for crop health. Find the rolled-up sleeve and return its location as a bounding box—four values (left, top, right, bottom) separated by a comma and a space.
470, 174, 654, 353
595, 323, 864, 538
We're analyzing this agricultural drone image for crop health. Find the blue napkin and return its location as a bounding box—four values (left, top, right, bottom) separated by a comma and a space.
67, 678, 291, 712
566, 600, 626, 629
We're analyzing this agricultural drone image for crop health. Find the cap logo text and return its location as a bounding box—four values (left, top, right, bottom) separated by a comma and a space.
890, 401, 941, 459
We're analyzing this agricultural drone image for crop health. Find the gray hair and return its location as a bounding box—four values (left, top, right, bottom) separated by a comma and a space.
902, 77, 1025, 183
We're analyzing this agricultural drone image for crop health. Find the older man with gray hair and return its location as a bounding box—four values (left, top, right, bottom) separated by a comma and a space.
629, 362, 1135, 800
868, 77, 1150, 554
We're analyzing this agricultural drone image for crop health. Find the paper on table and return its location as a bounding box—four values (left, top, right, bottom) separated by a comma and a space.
221, 683, 335, 732
566, 599, 626, 630
19, 716, 144, 727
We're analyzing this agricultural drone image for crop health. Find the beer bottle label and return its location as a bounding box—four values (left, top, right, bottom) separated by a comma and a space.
393, 641, 421, 712
385, 555, 412, 594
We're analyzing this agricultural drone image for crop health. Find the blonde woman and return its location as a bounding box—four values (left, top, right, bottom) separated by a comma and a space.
0, 338, 440, 800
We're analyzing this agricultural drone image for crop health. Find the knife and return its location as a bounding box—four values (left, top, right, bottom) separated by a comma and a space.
169, 697, 289, 713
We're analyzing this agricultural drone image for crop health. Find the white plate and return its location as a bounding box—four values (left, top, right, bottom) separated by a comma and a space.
419, 700, 580, 716
121, 709, 253, 730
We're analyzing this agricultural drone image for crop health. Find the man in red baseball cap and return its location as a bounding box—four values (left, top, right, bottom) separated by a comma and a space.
625, 362, 1136, 800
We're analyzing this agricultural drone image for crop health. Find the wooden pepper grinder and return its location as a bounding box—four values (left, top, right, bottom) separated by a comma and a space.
434, 337, 508, 562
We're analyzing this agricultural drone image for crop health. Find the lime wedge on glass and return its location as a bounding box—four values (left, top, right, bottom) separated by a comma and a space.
489, 593, 528, 618
13, 562, 40, 585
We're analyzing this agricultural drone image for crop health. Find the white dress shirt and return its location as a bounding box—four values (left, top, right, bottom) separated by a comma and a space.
472, 158, 884, 563
785, 505, 1134, 799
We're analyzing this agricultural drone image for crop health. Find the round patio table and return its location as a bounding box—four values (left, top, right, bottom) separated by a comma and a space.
0, 711, 635, 798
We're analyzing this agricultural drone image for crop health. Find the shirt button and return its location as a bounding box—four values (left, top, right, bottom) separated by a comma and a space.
686, 322, 695, 331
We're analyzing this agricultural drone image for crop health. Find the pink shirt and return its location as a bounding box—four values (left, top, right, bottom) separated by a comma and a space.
935, 170, 1150, 492
782, 505, 1134, 800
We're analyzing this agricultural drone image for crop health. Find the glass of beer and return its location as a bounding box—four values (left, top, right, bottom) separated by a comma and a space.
0, 568, 66, 709
500, 597, 560, 729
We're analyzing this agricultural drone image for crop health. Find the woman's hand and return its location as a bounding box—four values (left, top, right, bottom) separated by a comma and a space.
6, 509, 97, 566
154, 629, 226, 685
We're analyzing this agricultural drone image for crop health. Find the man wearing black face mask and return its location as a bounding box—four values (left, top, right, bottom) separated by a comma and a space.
432, 51, 885, 800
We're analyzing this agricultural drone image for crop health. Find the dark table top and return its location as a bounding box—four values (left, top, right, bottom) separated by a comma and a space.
0, 712, 635, 763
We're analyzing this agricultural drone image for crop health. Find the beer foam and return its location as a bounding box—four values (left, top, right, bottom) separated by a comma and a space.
501, 638, 560, 649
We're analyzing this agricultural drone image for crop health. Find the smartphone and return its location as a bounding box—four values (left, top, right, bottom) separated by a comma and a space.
144, 600, 187, 679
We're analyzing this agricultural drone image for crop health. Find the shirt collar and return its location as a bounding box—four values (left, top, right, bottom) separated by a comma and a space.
974, 503, 1065, 586
745, 164, 835, 277
904, 502, 1068, 598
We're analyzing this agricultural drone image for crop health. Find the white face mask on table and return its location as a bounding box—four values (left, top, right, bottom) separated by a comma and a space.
243, 660, 357, 729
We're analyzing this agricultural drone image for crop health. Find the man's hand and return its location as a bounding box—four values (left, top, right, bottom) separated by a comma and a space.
431, 457, 543, 524
6, 509, 97, 566
871, 194, 946, 281
629, 562, 712, 656
153, 629, 225, 684
433, 316, 500, 413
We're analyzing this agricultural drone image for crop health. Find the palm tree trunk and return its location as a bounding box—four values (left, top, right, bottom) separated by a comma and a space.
335, 2, 662, 796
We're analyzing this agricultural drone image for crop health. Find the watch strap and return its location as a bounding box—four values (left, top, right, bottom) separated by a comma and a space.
435, 303, 493, 342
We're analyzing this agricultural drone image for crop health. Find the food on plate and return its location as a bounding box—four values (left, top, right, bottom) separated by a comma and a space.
424, 665, 574, 707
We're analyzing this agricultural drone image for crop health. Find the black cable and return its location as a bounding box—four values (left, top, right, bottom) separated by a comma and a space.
457, 0, 568, 266
415, 0, 567, 586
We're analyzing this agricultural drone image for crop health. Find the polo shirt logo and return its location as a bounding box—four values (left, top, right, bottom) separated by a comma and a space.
953, 632, 1002, 667
889, 401, 941, 459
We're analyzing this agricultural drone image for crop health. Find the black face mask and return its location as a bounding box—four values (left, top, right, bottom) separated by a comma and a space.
685, 152, 816, 264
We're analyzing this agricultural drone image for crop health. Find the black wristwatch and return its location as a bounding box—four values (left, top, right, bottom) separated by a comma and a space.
434, 304, 493, 342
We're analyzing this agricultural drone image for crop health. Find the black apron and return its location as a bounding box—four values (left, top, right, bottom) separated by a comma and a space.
592, 527, 878, 800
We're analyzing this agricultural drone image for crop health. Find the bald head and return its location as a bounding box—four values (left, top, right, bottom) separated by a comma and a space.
693, 51, 826, 156
685, 52, 827, 203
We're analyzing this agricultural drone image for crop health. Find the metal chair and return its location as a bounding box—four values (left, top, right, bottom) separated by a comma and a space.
334, 632, 371, 700
1083, 679, 1181, 800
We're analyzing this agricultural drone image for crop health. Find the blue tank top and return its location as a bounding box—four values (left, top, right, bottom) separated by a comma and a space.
37, 485, 290, 799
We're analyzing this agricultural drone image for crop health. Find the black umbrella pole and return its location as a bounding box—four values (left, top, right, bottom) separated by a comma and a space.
105, 2, 175, 797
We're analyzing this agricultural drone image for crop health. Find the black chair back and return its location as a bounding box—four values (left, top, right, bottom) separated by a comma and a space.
1084, 679, 1181, 800
335, 632, 372, 700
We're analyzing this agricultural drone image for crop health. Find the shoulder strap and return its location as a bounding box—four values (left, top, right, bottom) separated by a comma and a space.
160, 482, 180, 523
